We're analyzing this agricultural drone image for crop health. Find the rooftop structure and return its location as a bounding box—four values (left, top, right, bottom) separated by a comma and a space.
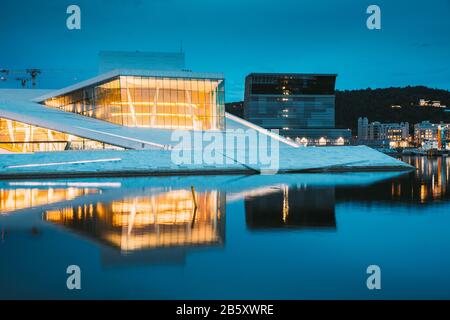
98, 51, 185, 73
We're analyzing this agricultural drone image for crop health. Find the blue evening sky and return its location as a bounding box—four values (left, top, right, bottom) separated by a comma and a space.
0, 0, 449, 101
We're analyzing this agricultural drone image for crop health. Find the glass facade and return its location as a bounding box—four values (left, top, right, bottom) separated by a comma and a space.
244, 95, 335, 129
244, 74, 336, 131
0, 117, 122, 152
242, 73, 350, 145
43, 76, 225, 131
249, 74, 336, 95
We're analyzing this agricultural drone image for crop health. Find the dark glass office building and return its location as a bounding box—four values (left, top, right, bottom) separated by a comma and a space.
244, 73, 351, 146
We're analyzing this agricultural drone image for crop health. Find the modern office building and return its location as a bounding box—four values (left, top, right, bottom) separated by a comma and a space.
243, 73, 351, 146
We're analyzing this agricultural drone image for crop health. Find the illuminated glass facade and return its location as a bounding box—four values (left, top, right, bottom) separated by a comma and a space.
0, 117, 122, 152
43, 75, 225, 131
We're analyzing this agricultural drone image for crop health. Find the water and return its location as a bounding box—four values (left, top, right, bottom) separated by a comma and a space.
1, 156, 449, 299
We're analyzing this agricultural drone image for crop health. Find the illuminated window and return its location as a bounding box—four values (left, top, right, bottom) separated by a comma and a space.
299, 137, 308, 146
319, 137, 327, 146
0, 117, 122, 153
336, 137, 345, 145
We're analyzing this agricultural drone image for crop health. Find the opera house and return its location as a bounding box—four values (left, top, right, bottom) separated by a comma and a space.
0, 52, 412, 178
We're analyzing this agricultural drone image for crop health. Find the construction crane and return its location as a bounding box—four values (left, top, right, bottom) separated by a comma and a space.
0, 69, 9, 81
0, 68, 41, 88
1, 67, 96, 88
26, 69, 41, 87
15, 77, 30, 88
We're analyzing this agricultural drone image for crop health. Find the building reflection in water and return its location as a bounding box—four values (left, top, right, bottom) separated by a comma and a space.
43, 189, 225, 253
336, 156, 450, 204
0, 187, 99, 214
245, 185, 336, 230
407, 156, 448, 202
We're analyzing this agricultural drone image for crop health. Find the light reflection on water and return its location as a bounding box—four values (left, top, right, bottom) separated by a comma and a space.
0, 156, 449, 299
43, 190, 225, 252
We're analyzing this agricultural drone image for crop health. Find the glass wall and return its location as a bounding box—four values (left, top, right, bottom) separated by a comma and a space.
248, 74, 336, 95
244, 74, 336, 131
0, 117, 122, 152
44, 76, 225, 131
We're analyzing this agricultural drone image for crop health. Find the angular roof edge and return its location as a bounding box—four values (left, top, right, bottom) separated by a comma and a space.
33, 69, 224, 102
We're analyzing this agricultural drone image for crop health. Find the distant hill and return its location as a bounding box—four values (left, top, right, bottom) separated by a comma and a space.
225, 101, 244, 118
336, 86, 450, 133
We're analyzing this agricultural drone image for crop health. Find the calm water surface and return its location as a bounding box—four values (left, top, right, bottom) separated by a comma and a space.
1, 156, 449, 299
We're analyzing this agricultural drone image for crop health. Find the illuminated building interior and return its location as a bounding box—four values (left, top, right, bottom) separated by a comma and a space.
0, 187, 99, 213
0, 117, 123, 152
43, 189, 225, 252
43, 75, 225, 131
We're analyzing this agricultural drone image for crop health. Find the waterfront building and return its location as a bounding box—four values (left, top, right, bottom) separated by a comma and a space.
378, 122, 409, 142
357, 117, 369, 140
243, 73, 351, 146
414, 121, 438, 145
414, 121, 450, 150
357, 118, 409, 148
